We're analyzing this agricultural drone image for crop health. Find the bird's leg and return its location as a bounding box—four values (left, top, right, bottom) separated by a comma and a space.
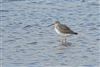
59, 36, 63, 44
58, 35, 62, 42
64, 37, 67, 44
62, 37, 69, 47
61, 36, 65, 45
62, 38, 65, 45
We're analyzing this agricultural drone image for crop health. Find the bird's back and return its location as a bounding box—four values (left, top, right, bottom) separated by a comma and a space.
56, 24, 77, 34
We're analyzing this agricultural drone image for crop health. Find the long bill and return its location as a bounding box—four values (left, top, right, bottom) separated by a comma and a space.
47, 24, 54, 27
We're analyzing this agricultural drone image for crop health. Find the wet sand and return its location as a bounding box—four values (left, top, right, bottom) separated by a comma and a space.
0, 0, 100, 67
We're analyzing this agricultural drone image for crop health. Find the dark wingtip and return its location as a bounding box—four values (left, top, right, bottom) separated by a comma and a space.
74, 32, 78, 35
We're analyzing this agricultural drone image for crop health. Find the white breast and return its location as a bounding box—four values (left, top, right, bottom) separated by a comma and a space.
55, 27, 66, 36
54, 27, 72, 37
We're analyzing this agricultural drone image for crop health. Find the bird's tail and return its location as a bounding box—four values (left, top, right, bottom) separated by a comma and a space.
70, 31, 78, 35
73, 32, 78, 35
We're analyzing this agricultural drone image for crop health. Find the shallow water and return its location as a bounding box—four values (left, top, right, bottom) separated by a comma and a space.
0, 0, 100, 67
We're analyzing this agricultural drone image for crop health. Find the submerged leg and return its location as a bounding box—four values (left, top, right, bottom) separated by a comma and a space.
61, 36, 66, 45
59, 36, 63, 45
65, 37, 67, 44
62, 36, 69, 47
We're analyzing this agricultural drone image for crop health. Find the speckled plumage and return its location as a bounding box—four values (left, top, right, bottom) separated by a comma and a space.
54, 21, 77, 36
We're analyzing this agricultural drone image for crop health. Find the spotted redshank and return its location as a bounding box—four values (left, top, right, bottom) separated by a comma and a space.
48, 21, 78, 45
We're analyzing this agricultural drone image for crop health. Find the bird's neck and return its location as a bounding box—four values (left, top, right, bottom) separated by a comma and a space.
55, 23, 60, 26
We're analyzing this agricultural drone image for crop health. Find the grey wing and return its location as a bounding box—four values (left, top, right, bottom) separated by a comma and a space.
58, 24, 75, 34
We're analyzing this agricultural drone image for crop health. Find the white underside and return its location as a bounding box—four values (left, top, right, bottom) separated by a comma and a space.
55, 28, 70, 36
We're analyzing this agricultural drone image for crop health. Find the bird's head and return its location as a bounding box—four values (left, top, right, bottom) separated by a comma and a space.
48, 21, 60, 27
54, 21, 60, 25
